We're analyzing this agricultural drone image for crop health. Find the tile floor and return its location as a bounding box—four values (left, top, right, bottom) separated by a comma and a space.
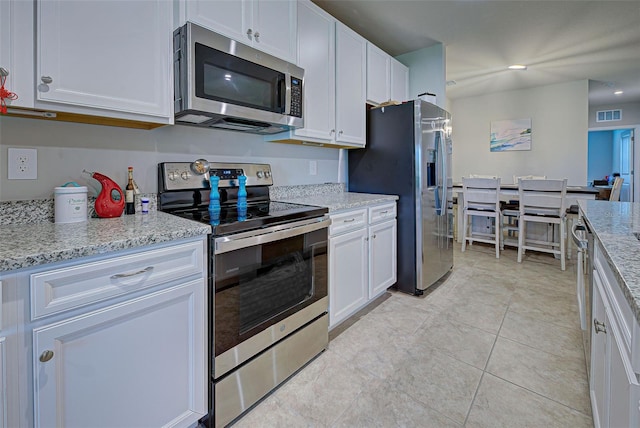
233, 244, 594, 427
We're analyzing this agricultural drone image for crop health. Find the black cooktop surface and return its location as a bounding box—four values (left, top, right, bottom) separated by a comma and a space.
170, 201, 328, 236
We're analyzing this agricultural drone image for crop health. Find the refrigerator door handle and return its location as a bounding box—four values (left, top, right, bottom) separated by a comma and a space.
439, 132, 447, 217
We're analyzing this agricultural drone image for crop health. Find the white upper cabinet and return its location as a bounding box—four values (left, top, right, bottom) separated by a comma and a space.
366, 42, 409, 105
0, 0, 34, 109
291, 0, 335, 142
36, 0, 173, 123
366, 43, 390, 105
335, 22, 366, 147
183, 0, 297, 63
390, 57, 409, 102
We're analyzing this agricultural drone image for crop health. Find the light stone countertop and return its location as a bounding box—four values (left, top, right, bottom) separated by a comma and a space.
0, 211, 210, 273
274, 192, 398, 212
578, 199, 640, 325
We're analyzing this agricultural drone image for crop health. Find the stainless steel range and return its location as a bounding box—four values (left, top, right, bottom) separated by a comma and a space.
158, 161, 329, 427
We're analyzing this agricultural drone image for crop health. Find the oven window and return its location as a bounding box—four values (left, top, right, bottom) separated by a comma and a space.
214, 229, 327, 357
195, 43, 285, 113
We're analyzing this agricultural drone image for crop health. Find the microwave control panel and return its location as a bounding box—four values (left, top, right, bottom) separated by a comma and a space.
290, 77, 302, 118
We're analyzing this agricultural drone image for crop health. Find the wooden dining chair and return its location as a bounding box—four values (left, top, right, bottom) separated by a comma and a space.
461, 177, 502, 258
517, 178, 568, 270
610, 177, 624, 201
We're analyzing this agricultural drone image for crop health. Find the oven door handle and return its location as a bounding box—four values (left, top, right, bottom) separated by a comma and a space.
215, 217, 330, 254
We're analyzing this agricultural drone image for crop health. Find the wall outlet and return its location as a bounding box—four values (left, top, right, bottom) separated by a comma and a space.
8, 148, 38, 180
309, 160, 317, 176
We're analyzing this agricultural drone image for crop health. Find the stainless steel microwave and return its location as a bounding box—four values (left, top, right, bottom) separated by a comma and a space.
173, 22, 304, 134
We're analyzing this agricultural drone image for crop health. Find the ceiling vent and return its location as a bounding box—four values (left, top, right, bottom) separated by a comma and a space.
596, 109, 622, 122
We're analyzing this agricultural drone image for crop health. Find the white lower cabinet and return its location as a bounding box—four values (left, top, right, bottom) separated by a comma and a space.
33, 280, 204, 427
590, 241, 640, 428
328, 202, 397, 329
5, 237, 207, 428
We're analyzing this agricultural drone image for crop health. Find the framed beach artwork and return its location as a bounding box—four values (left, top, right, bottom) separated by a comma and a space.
490, 118, 532, 152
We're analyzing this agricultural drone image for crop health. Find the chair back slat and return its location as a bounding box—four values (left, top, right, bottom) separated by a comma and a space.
463, 177, 500, 211
518, 178, 567, 216
610, 177, 624, 201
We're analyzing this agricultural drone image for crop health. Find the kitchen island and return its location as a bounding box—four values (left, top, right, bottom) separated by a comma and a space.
578, 199, 640, 428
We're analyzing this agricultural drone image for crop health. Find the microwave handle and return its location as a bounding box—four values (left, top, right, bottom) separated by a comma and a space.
283, 73, 291, 115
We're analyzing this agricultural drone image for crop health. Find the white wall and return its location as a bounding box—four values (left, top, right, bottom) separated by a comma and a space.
0, 117, 342, 201
450, 80, 589, 185
395, 44, 445, 108
589, 101, 640, 128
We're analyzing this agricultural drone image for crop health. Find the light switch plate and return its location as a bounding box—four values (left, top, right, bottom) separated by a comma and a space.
8, 148, 38, 180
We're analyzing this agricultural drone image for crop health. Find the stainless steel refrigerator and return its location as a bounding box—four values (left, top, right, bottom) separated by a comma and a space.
348, 100, 453, 295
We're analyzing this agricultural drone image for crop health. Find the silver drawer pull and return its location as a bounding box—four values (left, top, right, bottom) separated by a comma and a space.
343, 218, 356, 223
111, 266, 153, 279
379, 210, 389, 214
594, 318, 607, 334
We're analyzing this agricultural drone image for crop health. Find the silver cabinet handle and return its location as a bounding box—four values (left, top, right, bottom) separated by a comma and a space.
343, 218, 355, 223
246, 28, 253, 39
338, 130, 343, 135
110, 266, 153, 279
330, 129, 335, 135
41, 76, 53, 84
372, 234, 377, 239
254, 32, 260, 41
380, 210, 389, 214
0, 67, 9, 77
594, 319, 607, 334
40, 350, 54, 362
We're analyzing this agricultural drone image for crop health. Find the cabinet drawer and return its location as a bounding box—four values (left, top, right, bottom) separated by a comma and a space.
31, 241, 205, 320
368, 203, 396, 224
329, 209, 367, 235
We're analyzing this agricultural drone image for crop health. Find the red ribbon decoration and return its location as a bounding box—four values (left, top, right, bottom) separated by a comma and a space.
0, 74, 18, 114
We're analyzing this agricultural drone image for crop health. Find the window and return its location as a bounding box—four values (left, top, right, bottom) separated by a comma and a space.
596, 109, 622, 122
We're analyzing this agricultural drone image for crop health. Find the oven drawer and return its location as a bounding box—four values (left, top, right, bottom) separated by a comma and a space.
329, 208, 367, 235
30, 240, 205, 320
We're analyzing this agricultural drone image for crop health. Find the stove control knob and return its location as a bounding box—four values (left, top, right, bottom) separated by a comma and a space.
181, 171, 191, 180
256, 171, 264, 179
264, 170, 271, 178
168, 171, 177, 181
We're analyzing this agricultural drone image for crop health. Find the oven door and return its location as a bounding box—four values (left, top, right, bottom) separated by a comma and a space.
213, 217, 329, 379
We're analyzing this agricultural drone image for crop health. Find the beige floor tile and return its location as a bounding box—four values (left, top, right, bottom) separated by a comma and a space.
328, 315, 418, 380
508, 287, 581, 330
269, 349, 375, 426
486, 337, 591, 415
232, 394, 310, 428
390, 346, 483, 424
414, 313, 497, 369
466, 373, 593, 428
500, 309, 586, 360
333, 378, 462, 428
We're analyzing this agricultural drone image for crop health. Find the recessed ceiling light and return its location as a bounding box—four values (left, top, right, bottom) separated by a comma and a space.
508, 64, 527, 70
614, 90, 624, 95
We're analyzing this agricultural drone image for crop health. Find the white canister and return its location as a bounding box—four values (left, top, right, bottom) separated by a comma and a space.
54, 182, 88, 223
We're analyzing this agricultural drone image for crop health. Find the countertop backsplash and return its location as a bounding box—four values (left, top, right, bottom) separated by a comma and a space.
0, 194, 157, 225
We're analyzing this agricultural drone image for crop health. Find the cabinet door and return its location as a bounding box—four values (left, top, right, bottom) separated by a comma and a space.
293, 0, 335, 142
366, 43, 390, 105
37, 0, 172, 120
33, 280, 206, 428
368, 219, 397, 299
185, 0, 251, 44
390, 57, 409, 102
608, 306, 640, 428
329, 228, 367, 328
335, 23, 366, 147
591, 271, 610, 428
252, 0, 297, 63
0, 0, 34, 109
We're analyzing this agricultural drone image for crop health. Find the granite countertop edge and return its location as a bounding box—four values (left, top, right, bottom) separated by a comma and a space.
274, 192, 399, 212
578, 200, 640, 325
0, 212, 211, 273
